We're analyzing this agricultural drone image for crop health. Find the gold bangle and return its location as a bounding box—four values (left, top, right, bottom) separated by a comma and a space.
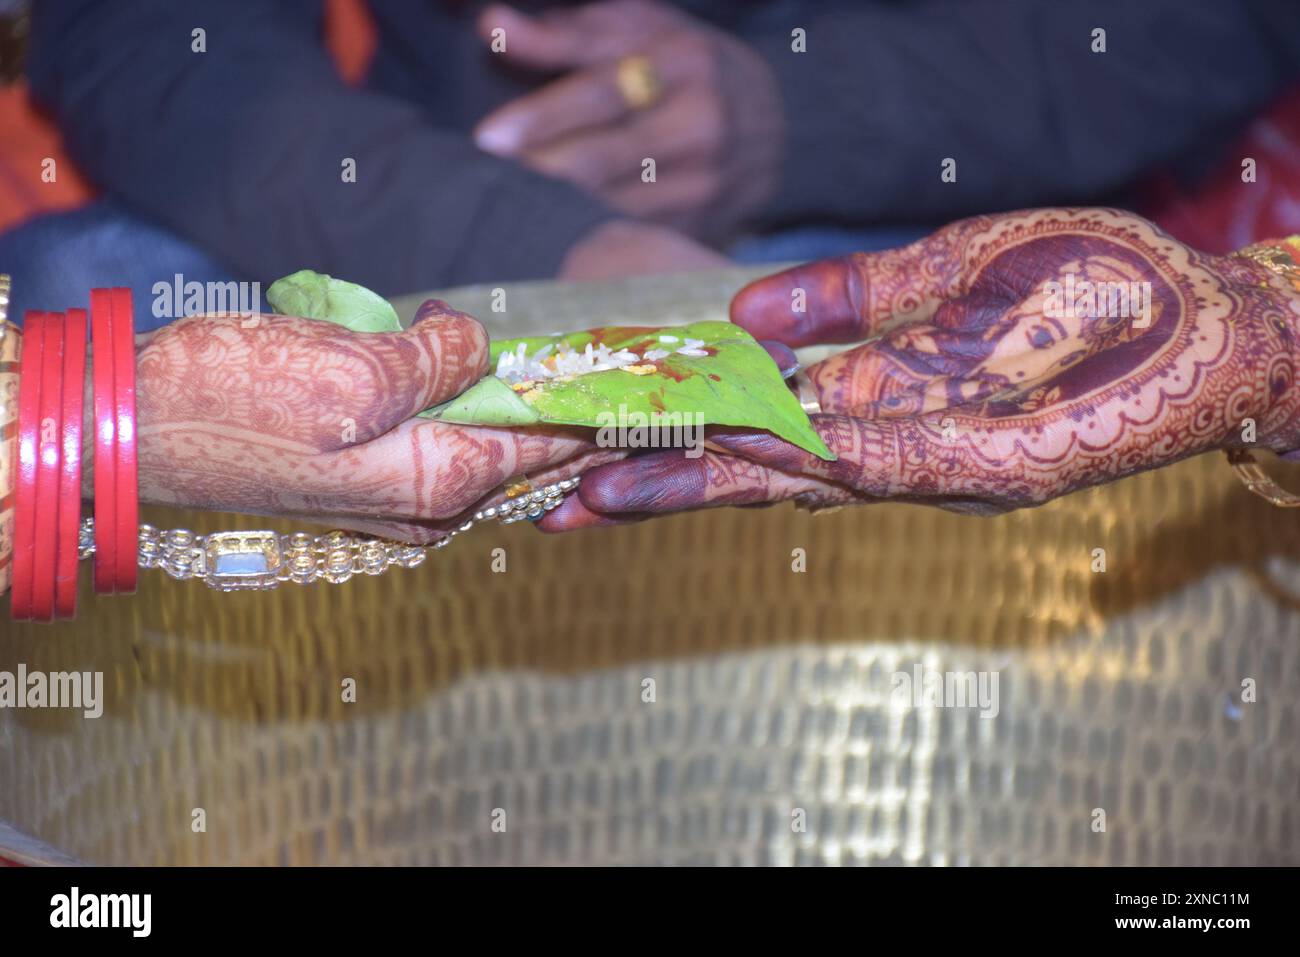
1230, 237, 1300, 504
1226, 448, 1300, 508
1234, 237, 1300, 293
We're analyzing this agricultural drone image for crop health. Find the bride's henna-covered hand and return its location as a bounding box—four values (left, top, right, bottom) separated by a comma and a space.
566, 208, 1300, 521
131, 300, 614, 542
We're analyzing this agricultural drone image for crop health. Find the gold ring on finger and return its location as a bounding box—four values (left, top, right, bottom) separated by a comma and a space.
615, 55, 661, 111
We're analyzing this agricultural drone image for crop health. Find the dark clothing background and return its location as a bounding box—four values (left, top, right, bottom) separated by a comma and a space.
24, 0, 1300, 295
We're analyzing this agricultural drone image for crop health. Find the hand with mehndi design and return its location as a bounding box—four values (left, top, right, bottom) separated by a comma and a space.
556, 208, 1300, 524
131, 300, 619, 543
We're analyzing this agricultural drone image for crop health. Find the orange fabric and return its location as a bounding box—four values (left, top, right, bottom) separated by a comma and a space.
0, 0, 374, 235
325, 0, 378, 86
0, 82, 96, 232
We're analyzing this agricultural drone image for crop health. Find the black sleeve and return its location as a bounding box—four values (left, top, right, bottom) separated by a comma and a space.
744, 0, 1300, 225
25, 0, 618, 293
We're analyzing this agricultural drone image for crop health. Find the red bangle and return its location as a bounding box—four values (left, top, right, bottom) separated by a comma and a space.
31, 311, 66, 622
11, 313, 46, 620
90, 288, 117, 594
110, 288, 138, 593
56, 309, 88, 619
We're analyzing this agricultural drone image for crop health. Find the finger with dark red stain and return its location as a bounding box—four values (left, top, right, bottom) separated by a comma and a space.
578, 448, 816, 514
729, 223, 977, 347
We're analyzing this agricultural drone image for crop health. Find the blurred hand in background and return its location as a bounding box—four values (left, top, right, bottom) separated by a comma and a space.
474, 0, 784, 244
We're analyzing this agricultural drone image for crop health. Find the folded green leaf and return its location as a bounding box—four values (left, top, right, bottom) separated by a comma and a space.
424, 321, 835, 460
267, 270, 402, 333
425, 374, 541, 426
267, 271, 833, 460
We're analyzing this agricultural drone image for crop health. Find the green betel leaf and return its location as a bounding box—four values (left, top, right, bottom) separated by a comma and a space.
267, 270, 402, 332
421, 374, 541, 426
268, 271, 832, 460
423, 321, 835, 460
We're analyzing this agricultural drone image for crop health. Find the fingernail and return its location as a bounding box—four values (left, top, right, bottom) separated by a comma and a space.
474, 123, 519, 155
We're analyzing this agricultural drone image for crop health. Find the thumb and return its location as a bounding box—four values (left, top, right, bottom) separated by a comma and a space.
730, 258, 871, 348
335, 299, 490, 446
402, 299, 490, 413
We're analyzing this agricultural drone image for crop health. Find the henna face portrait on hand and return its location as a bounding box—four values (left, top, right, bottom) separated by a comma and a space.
131, 300, 613, 542
568, 208, 1300, 521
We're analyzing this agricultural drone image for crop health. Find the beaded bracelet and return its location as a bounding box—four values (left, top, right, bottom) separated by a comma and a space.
6, 280, 581, 614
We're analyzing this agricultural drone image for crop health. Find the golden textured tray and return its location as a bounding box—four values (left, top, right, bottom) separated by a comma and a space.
2, 268, 1298, 865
